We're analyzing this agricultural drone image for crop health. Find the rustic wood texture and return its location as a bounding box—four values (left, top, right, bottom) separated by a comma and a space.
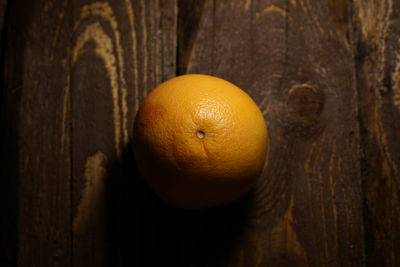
352, 0, 400, 266
1, 0, 400, 266
2, 1, 73, 266
177, 0, 206, 75
1, 0, 177, 266
68, 0, 177, 266
183, 0, 363, 265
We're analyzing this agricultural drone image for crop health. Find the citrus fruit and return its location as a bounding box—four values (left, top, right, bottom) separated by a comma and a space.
133, 74, 269, 209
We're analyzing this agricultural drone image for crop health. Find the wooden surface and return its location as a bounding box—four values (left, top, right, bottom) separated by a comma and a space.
0, 0, 399, 266
353, 0, 400, 265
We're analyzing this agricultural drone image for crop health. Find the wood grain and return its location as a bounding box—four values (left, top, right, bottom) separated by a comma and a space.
184, 0, 363, 265
177, 0, 206, 75
352, 0, 400, 265
68, 0, 176, 266
2, 0, 400, 266
0, 0, 177, 266
2, 1, 72, 266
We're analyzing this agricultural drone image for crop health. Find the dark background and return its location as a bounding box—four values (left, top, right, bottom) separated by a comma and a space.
1, 0, 399, 266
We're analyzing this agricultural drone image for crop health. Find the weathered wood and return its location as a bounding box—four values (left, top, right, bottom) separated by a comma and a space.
0, 0, 177, 266
182, 0, 363, 265
3, 0, 400, 266
177, 0, 206, 75
68, 0, 176, 266
352, 0, 400, 266
2, 1, 73, 266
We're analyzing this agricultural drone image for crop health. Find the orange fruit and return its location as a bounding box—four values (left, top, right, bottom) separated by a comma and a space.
133, 74, 268, 209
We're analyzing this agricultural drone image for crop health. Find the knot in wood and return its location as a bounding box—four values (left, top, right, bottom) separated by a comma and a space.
286, 84, 323, 122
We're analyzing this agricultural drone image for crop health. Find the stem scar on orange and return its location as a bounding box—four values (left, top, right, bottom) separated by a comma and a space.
133, 74, 269, 209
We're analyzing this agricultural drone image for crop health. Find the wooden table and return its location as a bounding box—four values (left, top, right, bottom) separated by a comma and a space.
1, 0, 399, 266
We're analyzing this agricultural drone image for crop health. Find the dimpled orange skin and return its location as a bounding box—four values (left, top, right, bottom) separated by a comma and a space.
133, 74, 268, 209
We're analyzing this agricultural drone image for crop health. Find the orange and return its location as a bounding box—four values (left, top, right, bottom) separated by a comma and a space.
133, 74, 269, 209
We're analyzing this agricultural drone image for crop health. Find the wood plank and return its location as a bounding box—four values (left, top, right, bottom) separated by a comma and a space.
4, 0, 400, 265
177, 0, 207, 75
68, 0, 177, 266
1, 1, 72, 266
352, 0, 400, 265
181, 0, 363, 265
